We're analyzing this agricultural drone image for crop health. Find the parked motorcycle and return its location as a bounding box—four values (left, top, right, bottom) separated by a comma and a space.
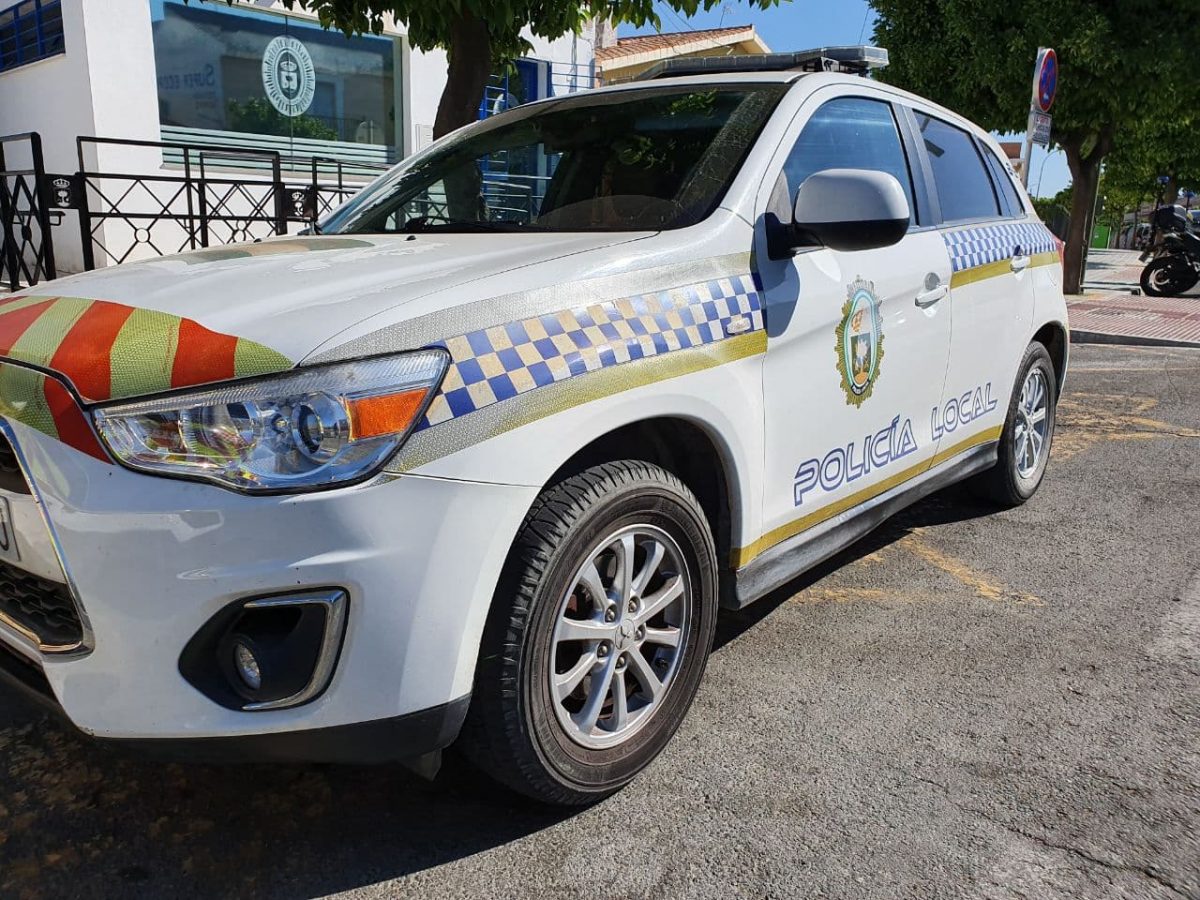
1140, 205, 1200, 297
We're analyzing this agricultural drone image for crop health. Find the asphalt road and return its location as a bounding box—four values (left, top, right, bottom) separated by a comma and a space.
2, 343, 1198, 900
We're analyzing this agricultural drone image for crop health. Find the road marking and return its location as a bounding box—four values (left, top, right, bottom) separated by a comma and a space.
1056, 392, 1200, 460
793, 586, 893, 604
795, 531, 1042, 607
900, 533, 1042, 605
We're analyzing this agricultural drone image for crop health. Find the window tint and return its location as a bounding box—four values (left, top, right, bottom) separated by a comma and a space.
783, 97, 916, 224
982, 148, 1026, 218
916, 114, 1000, 222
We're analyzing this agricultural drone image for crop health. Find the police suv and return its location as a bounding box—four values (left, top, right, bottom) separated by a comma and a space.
0, 48, 1066, 805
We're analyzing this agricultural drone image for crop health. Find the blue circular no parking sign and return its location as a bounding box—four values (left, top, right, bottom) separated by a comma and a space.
1036, 49, 1058, 113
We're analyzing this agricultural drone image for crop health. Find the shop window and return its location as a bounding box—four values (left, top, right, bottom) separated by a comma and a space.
150, 0, 399, 163
0, 0, 65, 72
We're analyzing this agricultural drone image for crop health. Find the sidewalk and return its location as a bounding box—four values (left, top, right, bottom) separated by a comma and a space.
1068, 291, 1200, 347
1081, 248, 1145, 292
1068, 247, 1200, 348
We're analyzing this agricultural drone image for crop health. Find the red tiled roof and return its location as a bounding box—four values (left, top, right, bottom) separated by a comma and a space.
595, 26, 757, 62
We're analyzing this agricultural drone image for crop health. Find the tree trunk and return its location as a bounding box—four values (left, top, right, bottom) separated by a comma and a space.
1062, 140, 1103, 295
433, 13, 492, 139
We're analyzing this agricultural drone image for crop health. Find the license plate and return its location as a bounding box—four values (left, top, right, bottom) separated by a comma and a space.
0, 496, 20, 564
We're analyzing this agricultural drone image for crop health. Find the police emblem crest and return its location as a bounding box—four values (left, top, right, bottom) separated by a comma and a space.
262, 36, 316, 118
835, 278, 884, 407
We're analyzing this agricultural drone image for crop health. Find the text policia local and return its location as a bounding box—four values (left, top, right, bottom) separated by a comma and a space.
793, 383, 997, 507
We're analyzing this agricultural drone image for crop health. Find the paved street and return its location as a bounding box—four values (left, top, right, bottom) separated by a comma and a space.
2, 343, 1199, 900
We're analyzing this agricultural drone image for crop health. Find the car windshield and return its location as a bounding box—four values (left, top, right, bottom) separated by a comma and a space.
319, 83, 787, 235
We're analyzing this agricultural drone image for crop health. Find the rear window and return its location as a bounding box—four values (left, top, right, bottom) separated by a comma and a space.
982, 148, 1027, 218
916, 114, 1001, 223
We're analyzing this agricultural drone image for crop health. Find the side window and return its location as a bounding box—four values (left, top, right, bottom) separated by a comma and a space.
783, 97, 917, 224
982, 147, 1027, 218
915, 114, 1001, 223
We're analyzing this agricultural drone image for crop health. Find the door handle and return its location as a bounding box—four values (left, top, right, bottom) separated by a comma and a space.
1011, 245, 1031, 272
915, 281, 947, 307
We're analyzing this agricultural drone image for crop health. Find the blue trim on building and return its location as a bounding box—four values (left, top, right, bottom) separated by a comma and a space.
0, 0, 65, 72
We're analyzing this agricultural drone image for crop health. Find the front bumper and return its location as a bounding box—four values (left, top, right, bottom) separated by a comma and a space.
0, 416, 537, 756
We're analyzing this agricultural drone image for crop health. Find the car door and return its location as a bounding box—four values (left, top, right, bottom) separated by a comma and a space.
908, 110, 1040, 456
750, 91, 953, 562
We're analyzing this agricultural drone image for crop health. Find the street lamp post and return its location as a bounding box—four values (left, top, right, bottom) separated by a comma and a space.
1035, 147, 1061, 198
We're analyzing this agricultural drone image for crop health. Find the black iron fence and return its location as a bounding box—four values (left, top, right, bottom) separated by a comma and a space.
0, 131, 388, 289
74, 136, 388, 269
0, 132, 56, 291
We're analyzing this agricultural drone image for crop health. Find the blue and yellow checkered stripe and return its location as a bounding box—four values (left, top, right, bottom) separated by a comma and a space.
419, 274, 763, 429
943, 221, 1058, 274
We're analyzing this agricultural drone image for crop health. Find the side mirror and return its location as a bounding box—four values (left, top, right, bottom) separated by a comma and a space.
782, 169, 911, 255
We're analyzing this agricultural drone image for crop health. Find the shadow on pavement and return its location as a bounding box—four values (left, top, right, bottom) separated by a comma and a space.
713, 483, 998, 652
0, 484, 994, 899
1, 698, 578, 898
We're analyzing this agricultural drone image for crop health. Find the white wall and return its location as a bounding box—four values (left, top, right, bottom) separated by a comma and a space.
0, 0, 159, 272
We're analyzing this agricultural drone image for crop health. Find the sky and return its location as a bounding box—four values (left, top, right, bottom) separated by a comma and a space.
623, 1, 1071, 198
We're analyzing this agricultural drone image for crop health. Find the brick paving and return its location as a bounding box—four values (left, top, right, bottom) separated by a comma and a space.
1069, 248, 1200, 347
1068, 291, 1200, 347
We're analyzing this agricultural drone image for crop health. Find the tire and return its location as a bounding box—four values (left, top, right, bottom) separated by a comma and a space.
1141, 257, 1200, 297
969, 342, 1058, 507
458, 460, 718, 806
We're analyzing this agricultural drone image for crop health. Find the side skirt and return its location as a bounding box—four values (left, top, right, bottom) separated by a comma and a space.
728, 442, 998, 609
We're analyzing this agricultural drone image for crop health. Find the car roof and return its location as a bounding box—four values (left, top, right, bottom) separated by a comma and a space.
593, 71, 805, 94
498, 71, 1001, 168
587, 72, 972, 124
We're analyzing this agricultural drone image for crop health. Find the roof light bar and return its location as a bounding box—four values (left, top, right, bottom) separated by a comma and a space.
637, 46, 889, 81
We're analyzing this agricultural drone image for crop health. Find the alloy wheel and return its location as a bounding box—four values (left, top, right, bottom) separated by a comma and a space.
549, 525, 691, 750
1013, 367, 1049, 479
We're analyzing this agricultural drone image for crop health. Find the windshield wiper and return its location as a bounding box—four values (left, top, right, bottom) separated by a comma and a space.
399, 218, 547, 234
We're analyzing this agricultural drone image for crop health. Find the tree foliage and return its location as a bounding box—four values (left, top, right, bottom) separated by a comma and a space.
1104, 112, 1200, 212
871, 0, 1200, 292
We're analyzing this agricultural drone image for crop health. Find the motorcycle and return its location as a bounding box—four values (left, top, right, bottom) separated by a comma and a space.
1140, 205, 1200, 297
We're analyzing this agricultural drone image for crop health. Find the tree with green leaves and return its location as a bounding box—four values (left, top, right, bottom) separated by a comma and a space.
205, 1, 783, 139
1104, 113, 1200, 215
871, 0, 1200, 294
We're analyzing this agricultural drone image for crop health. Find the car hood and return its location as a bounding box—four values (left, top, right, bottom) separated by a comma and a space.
6, 232, 645, 404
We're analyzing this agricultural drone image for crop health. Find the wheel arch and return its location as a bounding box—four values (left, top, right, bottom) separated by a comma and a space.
544, 416, 741, 586
1032, 320, 1068, 396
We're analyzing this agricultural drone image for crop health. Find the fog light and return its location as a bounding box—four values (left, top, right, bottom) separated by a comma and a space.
181, 589, 348, 712
233, 640, 262, 691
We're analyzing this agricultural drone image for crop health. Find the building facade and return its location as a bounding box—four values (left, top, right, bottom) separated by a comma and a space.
595, 25, 769, 84
0, 0, 601, 273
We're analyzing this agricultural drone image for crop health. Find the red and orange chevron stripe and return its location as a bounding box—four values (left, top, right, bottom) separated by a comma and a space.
0, 295, 293, 460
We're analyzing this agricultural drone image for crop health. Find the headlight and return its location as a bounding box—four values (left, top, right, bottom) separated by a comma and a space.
92, 351, 448, 492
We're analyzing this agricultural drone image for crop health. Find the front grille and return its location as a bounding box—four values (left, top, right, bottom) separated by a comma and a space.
0, 431, 30, 495
0, 559, 82, 648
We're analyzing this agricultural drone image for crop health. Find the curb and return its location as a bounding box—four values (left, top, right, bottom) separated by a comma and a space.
1069, 330, 1200, 350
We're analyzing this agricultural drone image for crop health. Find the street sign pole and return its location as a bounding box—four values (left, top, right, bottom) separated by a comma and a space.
1020, 109, 1037, 188
1020, 47, 1057, 188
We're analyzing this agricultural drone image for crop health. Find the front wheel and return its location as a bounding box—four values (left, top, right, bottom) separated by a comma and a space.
1141, 256, 1200, 297
969, 342, 1058, 507
458, 460, 718, 806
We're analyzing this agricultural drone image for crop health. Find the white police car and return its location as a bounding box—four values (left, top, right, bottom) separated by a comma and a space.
0, 48, 1066, 805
